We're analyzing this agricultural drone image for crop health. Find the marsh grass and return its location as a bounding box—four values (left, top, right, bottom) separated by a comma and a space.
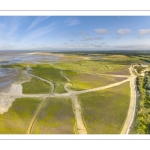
31, 97, 75, 134
22, 77, 52, 94
30, 64, 67, 93
0, 98, 41, 134
55, 59, 130, 75
63, 70, 126, 91
78, 82, 130, 134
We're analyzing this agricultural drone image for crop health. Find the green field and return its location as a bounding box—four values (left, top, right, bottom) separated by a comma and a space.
55, 59, 130, 75
78, 82, 130, 134
31, 97, 75, 134
30, 64, 67, 93
22, 77, 52, 94
0, 98, 41, 134
63, 70, 126, 91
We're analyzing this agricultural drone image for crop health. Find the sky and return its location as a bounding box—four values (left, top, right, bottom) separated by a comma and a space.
0, 16, 150, 51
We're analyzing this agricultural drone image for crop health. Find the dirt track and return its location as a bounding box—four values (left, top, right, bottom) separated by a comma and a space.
120, 65, 137, 134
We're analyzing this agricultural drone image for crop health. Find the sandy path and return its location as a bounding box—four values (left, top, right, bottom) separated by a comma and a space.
60, 69, 87, 134
74, 78, 130, 95
121, 65, 137, 134
71, 94, 87, 134
27, 98, 46, 134
60, 70, 73, 93
98, 73, 129, 78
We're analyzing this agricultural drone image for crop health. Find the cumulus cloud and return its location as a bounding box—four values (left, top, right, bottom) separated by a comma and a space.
139, 29, 150, 35
94, 28, 109, 34
117, 28, 131, 35
66, 18, 80, 26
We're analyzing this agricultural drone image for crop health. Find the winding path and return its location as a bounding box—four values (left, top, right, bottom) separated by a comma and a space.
26, 65, 54, 94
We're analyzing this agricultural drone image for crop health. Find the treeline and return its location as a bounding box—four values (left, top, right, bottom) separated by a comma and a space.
131, 71, 150, 134
134, 66, 146, 74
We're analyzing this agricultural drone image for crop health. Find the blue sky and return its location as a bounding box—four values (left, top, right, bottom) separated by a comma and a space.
0, 16, 150, 51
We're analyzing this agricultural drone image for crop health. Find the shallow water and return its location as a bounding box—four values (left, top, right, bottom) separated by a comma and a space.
0, 52, 58, 65
0, 51, 59, 92
0, 68, 18, 93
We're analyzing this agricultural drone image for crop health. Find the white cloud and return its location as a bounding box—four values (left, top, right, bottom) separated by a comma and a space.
27, 16, 50, 30
117, 28, 131, 35
139, 29, 150, 35
94, 28, 109, 34
66, 18, 80, 26
22, 23, 55, 42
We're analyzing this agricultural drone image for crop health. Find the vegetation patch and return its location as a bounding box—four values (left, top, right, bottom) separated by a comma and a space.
0, 98, 41, 134
1, 63, 27, 70
30, 64, 67, 93
63, 70, 126, 91
55, 59, 130, 75
31, 97, 75, 134
22, 77, 52, 94
78, 82, 130, 134
131, 72, 150, 134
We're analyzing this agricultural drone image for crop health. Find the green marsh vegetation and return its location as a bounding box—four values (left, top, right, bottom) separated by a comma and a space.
0, 98, 41, 134
30, 64, 67, 93
1, 63, 27, 70
55, 58, 131, 75
22, 77, 52, 94
63, 70, 126, 91
78, 82, 130, 134
31, 97, 75, 134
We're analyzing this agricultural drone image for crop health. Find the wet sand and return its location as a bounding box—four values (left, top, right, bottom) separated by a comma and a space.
0, 68, 18, 93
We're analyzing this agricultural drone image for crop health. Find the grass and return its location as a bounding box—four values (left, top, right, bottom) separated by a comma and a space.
78, 82, 130, 134
0, 98, 41, 134
22, 77, 52, 94
30, 64, 67, 93
63, 70, 126, 91
1, 63, 27, 70
31, 97, 75, 134
55, 59, 130, 75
